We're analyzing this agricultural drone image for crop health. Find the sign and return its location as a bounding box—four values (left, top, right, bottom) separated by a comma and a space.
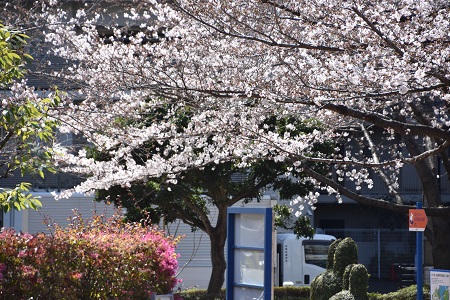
409, 209, 427, 231
430, 269, 450, 300
226, 207, 273, 300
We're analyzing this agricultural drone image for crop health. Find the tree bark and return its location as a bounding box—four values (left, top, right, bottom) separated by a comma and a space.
206, 205, 228, 296
431, 216, 450, 269
207, 231, 227, 296
406, 133, 450, 269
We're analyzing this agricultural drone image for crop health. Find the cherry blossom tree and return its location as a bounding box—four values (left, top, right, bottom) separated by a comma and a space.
12, 0, 450, 282
89, 106, 326, 294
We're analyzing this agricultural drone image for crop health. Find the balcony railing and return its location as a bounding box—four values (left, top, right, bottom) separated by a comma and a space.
0, 170, 84, 192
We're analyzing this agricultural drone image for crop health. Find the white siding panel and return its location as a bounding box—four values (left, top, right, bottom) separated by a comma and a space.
27, 192, 115, 234
166, 203, 220, 268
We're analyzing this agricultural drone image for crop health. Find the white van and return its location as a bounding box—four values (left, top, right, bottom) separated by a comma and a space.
275, 233, 336, 287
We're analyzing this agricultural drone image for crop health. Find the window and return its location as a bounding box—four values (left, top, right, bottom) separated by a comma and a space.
303, 240, 333, 269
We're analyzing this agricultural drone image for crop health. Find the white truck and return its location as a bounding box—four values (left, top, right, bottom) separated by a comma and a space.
275, 233, 336, 287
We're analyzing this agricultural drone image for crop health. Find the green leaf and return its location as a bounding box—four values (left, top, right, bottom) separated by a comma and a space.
7, 52, 20, 60
0, 23, 57, 213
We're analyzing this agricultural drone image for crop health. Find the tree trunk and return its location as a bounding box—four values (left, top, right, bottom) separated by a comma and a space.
207, 232, 227, 296
206, 205, 228, 296
431, 215, 450, 269
405, 134, 450, 269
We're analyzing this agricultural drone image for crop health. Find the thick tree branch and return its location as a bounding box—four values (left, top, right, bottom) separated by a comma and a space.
321, 103, 450, 141
301, 163, 450, 217
182, 195, 214, 235
302, 163, 409, 213
408, 101, 450, 183
247, 120, 449, 169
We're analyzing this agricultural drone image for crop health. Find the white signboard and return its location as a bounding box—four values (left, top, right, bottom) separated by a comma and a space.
227, 207, 273, 300
430, 269, 450, 300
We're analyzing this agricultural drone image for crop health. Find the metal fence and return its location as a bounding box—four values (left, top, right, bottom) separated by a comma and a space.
323, 229, 416, 280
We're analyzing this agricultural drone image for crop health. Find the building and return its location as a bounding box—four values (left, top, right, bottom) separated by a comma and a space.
2, 0, 449, 290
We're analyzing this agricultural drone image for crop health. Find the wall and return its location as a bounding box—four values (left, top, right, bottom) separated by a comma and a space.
3, 192, 116, 234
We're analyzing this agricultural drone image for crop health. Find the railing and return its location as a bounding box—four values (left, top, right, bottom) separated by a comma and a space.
0, 170, 84, 191
323, 229, 415, 281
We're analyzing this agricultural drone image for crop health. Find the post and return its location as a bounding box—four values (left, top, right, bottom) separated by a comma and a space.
377, 229, 381, 279
416, 201, 423, 300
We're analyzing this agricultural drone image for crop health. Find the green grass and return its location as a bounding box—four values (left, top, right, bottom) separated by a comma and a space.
175, 285, 430, 300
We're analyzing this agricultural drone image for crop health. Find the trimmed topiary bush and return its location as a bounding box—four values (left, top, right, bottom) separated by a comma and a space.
0, 210, 180, 299
327, 238, 342, 269
330, 290, 355, 300
333, 238, 359, 277
311, 237, 368, 300
343, 264, 369, 300
310, 269, 342, 300
310, 238, 345, 300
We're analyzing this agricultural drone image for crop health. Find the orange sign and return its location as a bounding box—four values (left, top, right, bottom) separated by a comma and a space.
409, 209, 428, 231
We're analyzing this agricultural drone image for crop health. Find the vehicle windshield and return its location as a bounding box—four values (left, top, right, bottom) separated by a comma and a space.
302, 240, 333, 269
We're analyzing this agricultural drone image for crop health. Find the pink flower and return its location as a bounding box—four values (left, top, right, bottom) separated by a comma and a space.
70, 272, 83, 280
17, 249, 27, 258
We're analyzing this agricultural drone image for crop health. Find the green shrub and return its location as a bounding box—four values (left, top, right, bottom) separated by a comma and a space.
349, 265, 369, 297
342, 264, 369, 300
311, 237, 359, 300
330, 290, 355, 300
368, 285, 430, 300
175, 288, 225, 300
311, 237, 367, 300
343, 264, 355, 290
333, 238, 358, 277
0, 210, 180, 299
310, 270, 342, 300
274, 286, 310, 298
327, 238, 342, 269
310, 239, 343, 300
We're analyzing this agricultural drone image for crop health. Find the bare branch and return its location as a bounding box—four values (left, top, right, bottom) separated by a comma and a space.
360, 123, 403, 205
174, 4, 344, 52
352, 6, 404, 57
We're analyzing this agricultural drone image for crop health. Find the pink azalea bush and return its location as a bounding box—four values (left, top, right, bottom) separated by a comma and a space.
0, 210, 180, 299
